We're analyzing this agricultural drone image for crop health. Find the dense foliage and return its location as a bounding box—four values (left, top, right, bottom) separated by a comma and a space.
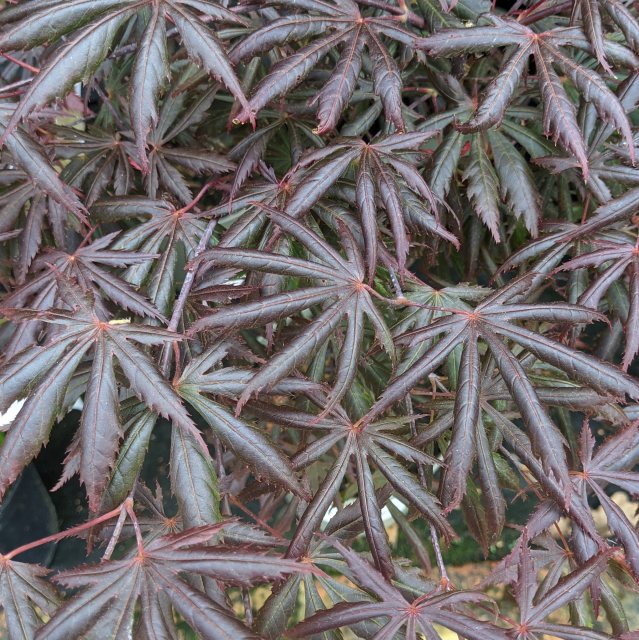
0, 0, 639, 637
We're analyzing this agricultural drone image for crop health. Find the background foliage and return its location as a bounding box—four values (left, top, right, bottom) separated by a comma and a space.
0, 0, 639, 638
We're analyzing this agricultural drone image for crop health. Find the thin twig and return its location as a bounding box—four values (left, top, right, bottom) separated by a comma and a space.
125, 497, 145, 556
160, 214, 219, 375
102, 505, 129, 561
4, 503, 124, 560
92, 83, 125, 130
1, 53, 39, 74
242, 589, 254, 626
430, 527, 452, 590
355, 0, 426, 28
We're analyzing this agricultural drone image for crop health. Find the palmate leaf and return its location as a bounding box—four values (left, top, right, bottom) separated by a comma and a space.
248, 398, 452, 579
0, 232, 164, 361
420, 17, 636, 177
141, 82, 235, 204
0, 0, 250, 167
0, 280, 201, 509
438, 396, 628, 553
51, 78, 234, 206
101, 401, 215, 531
231, 0, 425, 131
281, 132, 456, 275
49, 125, 135, 206
503, 533, 616, 640
364, 276, 639, 506
258, 540, 404, 640
500, 210, 639, 371
577, 424, 639, 577
287, 539, 510, 640
5, 232, 164, 320
415, 354, 626, 544
498, 185, 639, 277
37, 524, 311, 640
0, 559, 59, 640
0, 116, 88, 298
227, 109, 324, 198
420, 75, 547, 238
191, 205, 394, 416
486, 407, 609, 550
91, 196, 213, 317
531, 73, 639, 201
126, 67, 233, 201
556, 232, 639, 370
176, 342, 310, 499
1, 0, 639, 633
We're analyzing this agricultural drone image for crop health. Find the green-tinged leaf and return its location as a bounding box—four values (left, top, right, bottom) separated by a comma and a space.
487, 129, 541, 236
79, 334, 120, 512
463, 135, 501, 242
1, 8, 133, 143
287, 440, 352, 560
170, 427, 220, 529
0, 337, 92, 499
481, 328, 572, 494
102, 407, 157, 509
108, 331, 200, 443
354, 443, 394, 578
367, 440, 454, 542
0, 560, 59, 640
184, 391, 309, 499
440, 332, 480, 508
130, 4, 168, 171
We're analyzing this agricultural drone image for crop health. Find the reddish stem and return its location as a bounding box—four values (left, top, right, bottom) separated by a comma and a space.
4, 503, 124, 560
175, 180, 216, 216
125, 497, 145, 556
77, 225, 98, 250
228, 494, 287, 541
430, 527, 452, 590
102, 505, 129, 561
1, 53, 39, 74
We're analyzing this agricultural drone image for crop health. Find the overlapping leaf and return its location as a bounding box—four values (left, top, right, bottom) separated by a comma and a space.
281, 132, 456, 274
0, 280, 200, 509
38, 524, 311, 640
557, 231, 639, 370
0, 0, 250, 168
191, 205, 394, 416
91, 196, 212, 317
364, 276, 639, 506
0, 0, 638, 636
231, 0, 426, 131
0, 559, 59, 640
249, 398, 452, 578
419, 17, 636, 177
420, 75, 548, 238
288, 539, 510, 639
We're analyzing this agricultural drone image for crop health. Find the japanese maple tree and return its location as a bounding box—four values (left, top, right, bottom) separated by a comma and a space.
0, 0, 638, 638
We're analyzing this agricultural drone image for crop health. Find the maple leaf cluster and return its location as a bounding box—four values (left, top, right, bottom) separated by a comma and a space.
0, 0, 639, 638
